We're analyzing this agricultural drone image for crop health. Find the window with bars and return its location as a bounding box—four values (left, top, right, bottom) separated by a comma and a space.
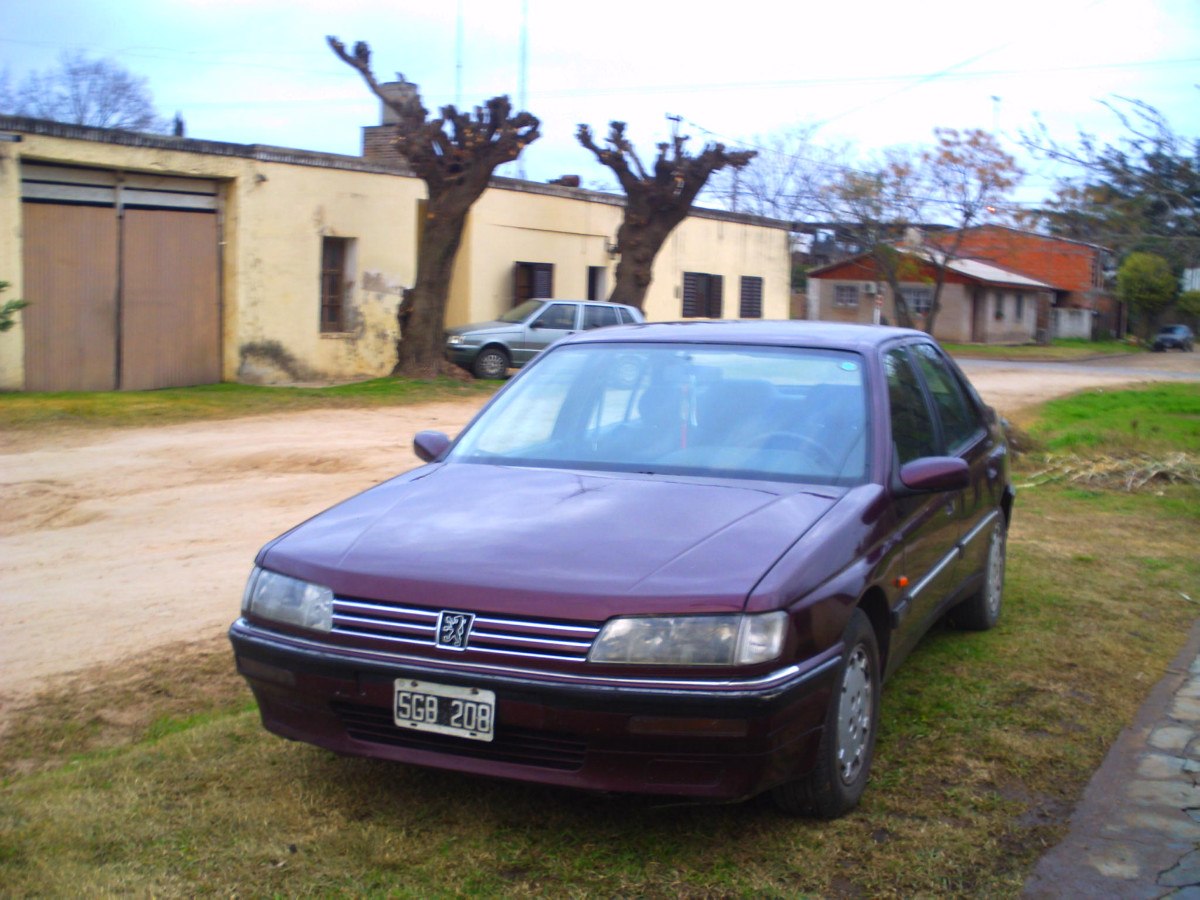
514, 262, 554, 306
739, 276, 763, 318
320, 236, 352, 333
833, 284, 859, 308
682, 272, 723, 318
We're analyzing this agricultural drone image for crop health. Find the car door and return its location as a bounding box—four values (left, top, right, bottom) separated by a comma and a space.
516, 302, 579, 364
883, 345, 963, 658
909, 342, 1004, 585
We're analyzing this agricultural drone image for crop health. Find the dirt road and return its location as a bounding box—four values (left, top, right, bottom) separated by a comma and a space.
2, 352, 1197, 708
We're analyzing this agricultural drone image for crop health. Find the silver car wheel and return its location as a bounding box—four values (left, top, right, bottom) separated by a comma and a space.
837, 644, 873, 785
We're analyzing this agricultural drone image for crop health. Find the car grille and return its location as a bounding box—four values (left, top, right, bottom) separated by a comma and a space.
331, 597, 601, 664
332, 701, 587, 771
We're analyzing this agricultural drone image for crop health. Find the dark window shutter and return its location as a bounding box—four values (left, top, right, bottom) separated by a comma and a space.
683, 272, 701, 317
710, 275, 724, 318
739, 276, 763, 318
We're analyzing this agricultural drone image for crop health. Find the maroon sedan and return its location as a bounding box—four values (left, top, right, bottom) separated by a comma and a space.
230, 321, 1012, 817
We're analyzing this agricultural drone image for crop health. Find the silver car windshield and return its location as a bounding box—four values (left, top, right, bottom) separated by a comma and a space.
497, 299, 546, 323
449, 342, 869, 485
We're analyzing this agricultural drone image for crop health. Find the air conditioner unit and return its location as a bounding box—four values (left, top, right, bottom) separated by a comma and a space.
862, 282, 877, 295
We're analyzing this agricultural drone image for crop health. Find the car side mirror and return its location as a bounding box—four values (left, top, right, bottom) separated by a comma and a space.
413, 430, 451, 463
898, 456, 970, 493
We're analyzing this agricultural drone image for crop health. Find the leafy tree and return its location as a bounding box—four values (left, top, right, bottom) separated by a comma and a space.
1022, 99, 1200, 273
2, 51, 166, 132
1116, 251, 1177, 334
0, 281, 29, 333
577, 121, 755, 310
329, 37, 540, 377
1177, 290, 1200, 321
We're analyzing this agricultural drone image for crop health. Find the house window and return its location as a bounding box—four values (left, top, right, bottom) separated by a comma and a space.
587, 266, 606, 301
739, 276, 763, 318
900, 286, 933, 316
320, 236, 352, 333
682, 272, 723, 318
833, 284, 859, 308
513, 262, 553, 306
1015, 292, 1025, 320
994, 293, 1005, 320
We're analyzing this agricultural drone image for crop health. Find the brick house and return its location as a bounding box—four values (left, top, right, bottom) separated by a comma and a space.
930, 225, 1120, 338
806, 250, 1054, 344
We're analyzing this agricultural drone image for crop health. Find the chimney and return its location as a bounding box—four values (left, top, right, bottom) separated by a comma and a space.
378, 79, 419, 125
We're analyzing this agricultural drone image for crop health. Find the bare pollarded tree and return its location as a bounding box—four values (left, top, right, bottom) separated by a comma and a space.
577, 121, 755, 310
329, 37, 540, 377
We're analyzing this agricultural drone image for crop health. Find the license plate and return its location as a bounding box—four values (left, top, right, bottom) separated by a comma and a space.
393, 679, 495, 742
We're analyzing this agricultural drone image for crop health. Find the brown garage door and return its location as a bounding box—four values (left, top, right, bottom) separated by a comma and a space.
121, 209, 220, 390
22, 202, 120, 392
20, 164, 221, 392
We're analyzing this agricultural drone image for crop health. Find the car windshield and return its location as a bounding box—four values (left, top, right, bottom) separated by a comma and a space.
497, 299, 547, 323
448, 342, 870, 485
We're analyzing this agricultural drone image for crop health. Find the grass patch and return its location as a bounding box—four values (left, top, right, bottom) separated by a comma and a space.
0, 377, 499, 430
942, 338, 1141, 360
1029, 383, 1200, 454
2, 386, 1198, 895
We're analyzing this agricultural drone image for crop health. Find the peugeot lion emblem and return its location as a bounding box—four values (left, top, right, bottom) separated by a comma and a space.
436, 611, 475, 651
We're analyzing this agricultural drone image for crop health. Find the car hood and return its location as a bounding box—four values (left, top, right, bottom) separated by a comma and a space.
260, 463, 842, 620
445, 320, 520, 337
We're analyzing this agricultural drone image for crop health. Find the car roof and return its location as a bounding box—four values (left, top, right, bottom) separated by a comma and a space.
562, 319, 928, 352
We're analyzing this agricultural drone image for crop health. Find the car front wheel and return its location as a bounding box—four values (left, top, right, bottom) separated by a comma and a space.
472, 347, 510, 379
772, 609, 879, 818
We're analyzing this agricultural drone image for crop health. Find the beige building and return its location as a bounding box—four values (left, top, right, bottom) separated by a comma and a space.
0, 115, 790, 392
806, 252, 1054, 344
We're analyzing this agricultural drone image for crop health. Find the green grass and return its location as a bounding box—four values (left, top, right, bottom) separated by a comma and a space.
1029, 382, 1200, 453
0, 377, 500, 430
942, 338, 1141, 360
2, 386, 1198, 896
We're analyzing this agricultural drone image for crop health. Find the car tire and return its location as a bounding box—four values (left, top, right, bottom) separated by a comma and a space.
952, 518, 1007, 631
472, 347, 510, 379
771, 609, 879, 819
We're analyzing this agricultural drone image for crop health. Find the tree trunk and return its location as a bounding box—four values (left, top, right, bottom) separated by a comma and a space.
608, 217, 676, 310
391, 196, 470, 378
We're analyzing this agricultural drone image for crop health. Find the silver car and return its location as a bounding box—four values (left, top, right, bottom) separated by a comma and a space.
445, 299, 645, 378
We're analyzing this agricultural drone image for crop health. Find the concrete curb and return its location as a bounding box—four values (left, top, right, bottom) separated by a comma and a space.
1024, 616, 1200, 898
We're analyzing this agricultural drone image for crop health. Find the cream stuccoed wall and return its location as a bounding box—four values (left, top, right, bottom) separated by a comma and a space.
450, 181, 791, 325
0, 120, 791, 390
646, 212, 791, 321
227, 161, 422, 382
0, 139, 24, 388
0, 126, 422, 388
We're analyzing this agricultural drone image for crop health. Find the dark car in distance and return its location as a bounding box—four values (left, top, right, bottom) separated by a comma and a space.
231, 321, 1014, 817
1152, 324, 1194, 352
445, 298, 645, 378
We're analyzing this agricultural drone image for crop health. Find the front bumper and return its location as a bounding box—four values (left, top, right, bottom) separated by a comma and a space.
229, 617, 839, 802
444, 343, 479, 367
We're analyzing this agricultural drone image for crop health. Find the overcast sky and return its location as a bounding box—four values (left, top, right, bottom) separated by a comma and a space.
3, 0, 1198, 210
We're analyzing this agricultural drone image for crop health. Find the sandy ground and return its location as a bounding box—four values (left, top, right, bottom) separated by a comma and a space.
2, 351, 1198, 711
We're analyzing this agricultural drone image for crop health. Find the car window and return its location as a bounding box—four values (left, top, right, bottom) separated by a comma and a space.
531, 303, 577, 330
618, 308, 636, 325
884, 348, 939, 464
582, 305, 619, 330
910, 343, 984, 452
451, 343, 869, 485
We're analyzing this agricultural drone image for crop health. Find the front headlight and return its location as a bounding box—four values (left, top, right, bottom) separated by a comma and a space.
242, 566, 333, 633
445, 334, 465, 346
588, 612, 787, 666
